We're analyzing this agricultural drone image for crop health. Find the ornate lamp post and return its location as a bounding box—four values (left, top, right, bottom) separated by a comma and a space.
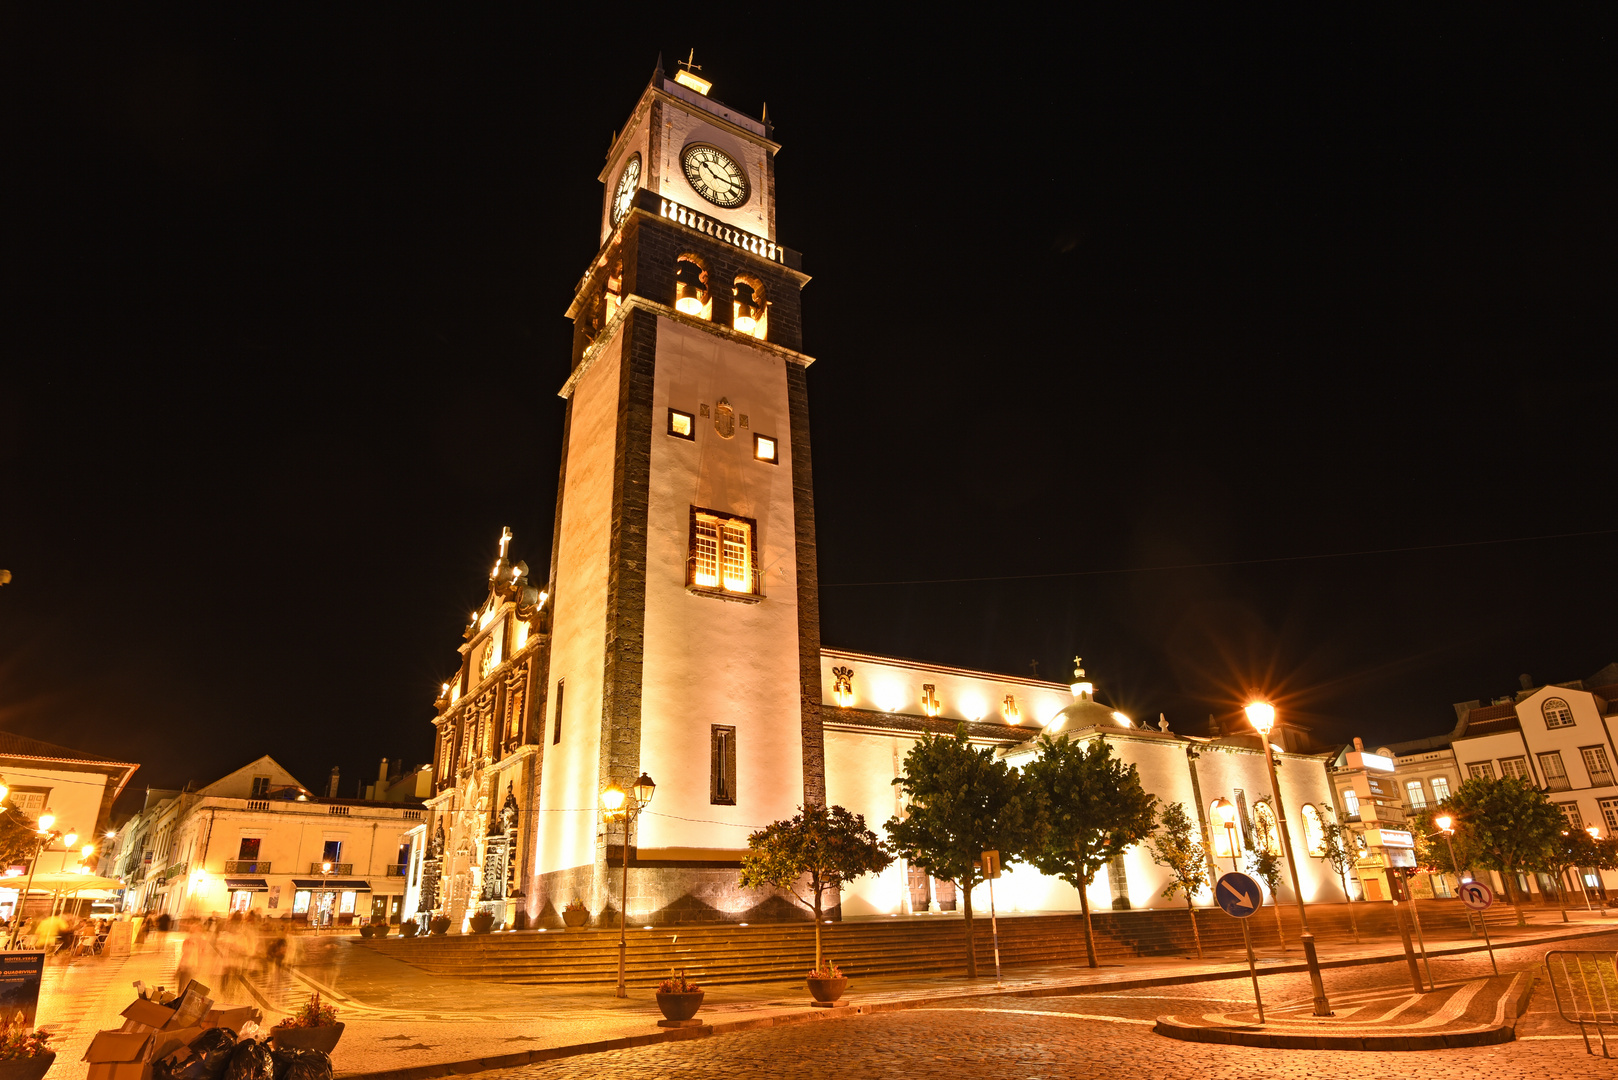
1245, 702, 1332, 1017
601, 772, 655, 999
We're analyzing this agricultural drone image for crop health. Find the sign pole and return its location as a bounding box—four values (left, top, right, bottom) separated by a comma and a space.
1477, 907, 1498, 975
982, 850, 1003, 986
1222, 824, 1264, 1023
1456, 877, 1499, 976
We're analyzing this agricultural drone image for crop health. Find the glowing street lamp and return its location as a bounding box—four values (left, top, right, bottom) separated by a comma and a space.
1246, 701, 1333, 1016
601, 773, 656, 999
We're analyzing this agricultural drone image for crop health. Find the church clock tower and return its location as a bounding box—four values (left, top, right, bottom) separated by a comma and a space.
533, 57, 822, 922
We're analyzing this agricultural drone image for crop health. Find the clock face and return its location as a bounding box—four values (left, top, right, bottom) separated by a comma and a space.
681, 143, 749, 208
611, 153, 641, 227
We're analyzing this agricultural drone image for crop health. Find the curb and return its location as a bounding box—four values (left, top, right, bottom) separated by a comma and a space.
332, 924, 1607, 1079
1151, 1015, 1515, 1051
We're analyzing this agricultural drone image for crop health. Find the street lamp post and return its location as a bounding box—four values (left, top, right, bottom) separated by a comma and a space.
1435, 814, 1498, 975
1212, 797, 1264, 1022
7, 809, 74, 948
1246, 702, 1333, 1017
601, 773, 656, 999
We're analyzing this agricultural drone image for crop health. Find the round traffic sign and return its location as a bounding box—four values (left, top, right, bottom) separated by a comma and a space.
1457, 879, 1494, 910
1215, 871, 1264, 918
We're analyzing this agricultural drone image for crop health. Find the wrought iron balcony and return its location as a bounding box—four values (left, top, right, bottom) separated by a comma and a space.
225, 860, 271, 874
309, 862, 353, 875
384, 863, 408, 877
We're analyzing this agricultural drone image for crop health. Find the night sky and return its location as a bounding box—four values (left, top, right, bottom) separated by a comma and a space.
5, 11, 1614, 816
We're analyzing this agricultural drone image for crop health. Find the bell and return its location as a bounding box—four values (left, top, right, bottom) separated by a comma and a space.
733, 281, 761, 334
674, 260, 707, 316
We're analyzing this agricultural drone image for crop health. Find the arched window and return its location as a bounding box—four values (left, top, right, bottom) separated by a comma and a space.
1301, 803, 1326, 857
1210, 801, 1237, 857
1543, 697, 1575, 730
1253, 801, 1281, 855
732, 273, 768, 340
674, 254, 711, 320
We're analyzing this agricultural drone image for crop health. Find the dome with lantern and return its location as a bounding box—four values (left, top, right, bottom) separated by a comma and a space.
1042, 658, 1138, 735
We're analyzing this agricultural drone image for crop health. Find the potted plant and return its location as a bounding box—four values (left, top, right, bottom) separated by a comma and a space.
0, 1027, 55, 1080
468, 910, 495, 934
373, 922, 391, 938
358, 924, 374, 939
561, 900, 589, 929
806, 960, 848, 1006
655, 970, 704, 1024
270, 993, 344, 1054
400, 919, 419, 937
428, 916, 450, 936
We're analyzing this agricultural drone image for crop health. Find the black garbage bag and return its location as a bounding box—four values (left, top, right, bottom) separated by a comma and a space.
223, 1040, 275, 1080
270, 1047, 332, 1080
172, 1028, 238, 1080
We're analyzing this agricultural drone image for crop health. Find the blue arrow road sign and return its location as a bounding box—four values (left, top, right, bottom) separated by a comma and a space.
1215, 871, 1264, 918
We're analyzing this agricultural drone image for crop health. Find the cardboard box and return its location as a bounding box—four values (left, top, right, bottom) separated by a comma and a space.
83, 1031, 153, 1080
150, 1026, 204, 1064
203, 1006, 262, 1034
166, 982, 212, 1030
120, 999, 177, 1034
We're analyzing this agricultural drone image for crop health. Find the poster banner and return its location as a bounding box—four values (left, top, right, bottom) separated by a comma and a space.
0, 951, 45, 1029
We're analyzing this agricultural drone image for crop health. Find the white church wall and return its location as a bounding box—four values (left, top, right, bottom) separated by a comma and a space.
824, 728, 915, 915
637, 317, 804, 856
820, 649, 1070, 728
537, 335, 623, 876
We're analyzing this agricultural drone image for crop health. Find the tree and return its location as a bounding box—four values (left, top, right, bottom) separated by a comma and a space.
0, 808, 45, 871
1245, 811, 1286, 948
1023, 734, 1157, 968
1443, 776, 1564, 926
740, 804, 894, 969
1145, 802, 1208, 958
887, 726, 1041, 978
1317, 812, 1361, 943
1537, 828, 1601, 923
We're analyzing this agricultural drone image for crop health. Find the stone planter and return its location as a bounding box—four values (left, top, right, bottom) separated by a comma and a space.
270, 1023, 344, 1054
0, 1051, 56, 1080
561, 908, 588, 929
806, 976, 848, 1005
469, 912, 495, 934
655, 991, 704, 1023
429, 917, 450, 936
372, 922, 390, 938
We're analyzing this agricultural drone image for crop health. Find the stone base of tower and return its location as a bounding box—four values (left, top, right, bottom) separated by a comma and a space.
525, 859, 833, 928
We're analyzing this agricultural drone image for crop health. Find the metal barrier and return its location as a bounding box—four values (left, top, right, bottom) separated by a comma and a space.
1543, 950, 1618, 1057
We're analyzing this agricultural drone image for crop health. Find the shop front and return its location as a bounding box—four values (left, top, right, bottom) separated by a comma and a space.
289, 879, 371, 927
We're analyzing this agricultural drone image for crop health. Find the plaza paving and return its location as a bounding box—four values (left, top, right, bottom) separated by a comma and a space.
31, 912, 1618, 1080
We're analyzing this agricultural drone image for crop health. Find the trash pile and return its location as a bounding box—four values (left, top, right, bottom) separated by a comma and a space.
83, 981, 332, 1080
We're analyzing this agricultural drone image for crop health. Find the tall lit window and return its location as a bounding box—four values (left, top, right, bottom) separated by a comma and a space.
1581, 746, 1615, 787
1467, 761, 1493, 780
1538, 751, 1571, 791
1301, 803, 1326, 856
1600, 798, 1618, 832
1499, 757, 1528, 781
1210, 802, 1236, 857
691, 509, 755, 595
1431, 776, 1450, 801
1405, 781, 1427, 809
1558, 802, 1584, 830
1543, 698, 1576, 730
1253, 801, 1281, 855
1342, 788, 1360, 816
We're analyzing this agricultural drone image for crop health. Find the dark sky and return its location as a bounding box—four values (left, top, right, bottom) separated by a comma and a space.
4, 10, 1614, 817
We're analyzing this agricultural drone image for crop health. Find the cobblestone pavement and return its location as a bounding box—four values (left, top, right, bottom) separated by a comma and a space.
472, 933, 1618, 1080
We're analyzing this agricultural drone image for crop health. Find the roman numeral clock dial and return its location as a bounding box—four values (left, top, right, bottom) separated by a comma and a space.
680, 143, 749, 208
611, 153, 641, 227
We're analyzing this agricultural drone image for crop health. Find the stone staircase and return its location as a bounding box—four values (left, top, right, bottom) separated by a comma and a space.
362, 901, 1522, 987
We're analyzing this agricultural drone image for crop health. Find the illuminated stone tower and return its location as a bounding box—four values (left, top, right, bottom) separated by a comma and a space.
533, 57, 821, 922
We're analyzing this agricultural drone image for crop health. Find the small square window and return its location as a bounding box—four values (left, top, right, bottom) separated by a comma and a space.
668, 409, 695, 440
753, 434, 778, 463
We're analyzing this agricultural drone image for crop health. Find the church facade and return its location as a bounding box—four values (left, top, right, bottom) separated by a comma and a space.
419, 62, 1348, 931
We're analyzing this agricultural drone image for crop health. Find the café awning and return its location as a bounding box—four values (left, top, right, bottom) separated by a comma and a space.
1, 872, 124, 894
291, 880, 372, 891
224, 878, 269, 891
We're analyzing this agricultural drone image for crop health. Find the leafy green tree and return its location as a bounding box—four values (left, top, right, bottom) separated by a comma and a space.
1024, 734, 1157, 968
1317, 812, 1361, 943
887, 727, 1041, 978
1443, 776, 1564, 925
1145, 802, 1208, 958
740, 804, 895, 968
1537, 827, 1601, 923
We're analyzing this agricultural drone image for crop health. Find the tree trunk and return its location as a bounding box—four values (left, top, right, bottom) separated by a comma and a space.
1340, 870, 1360, 943
1077, 872, 1098, 968
812, 877, 823, 970
1556, 868, 1570, 924
961, 877, 977, 978
1185, 894, 1203, 958
1504, 868, 1527, 926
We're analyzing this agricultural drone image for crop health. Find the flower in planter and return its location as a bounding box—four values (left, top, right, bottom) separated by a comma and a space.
0, 1029, 51, 1060
277, 993, 339, 1030
656, 969, 700, 994
806, 960, 843, 979
562, 900, 587, 913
